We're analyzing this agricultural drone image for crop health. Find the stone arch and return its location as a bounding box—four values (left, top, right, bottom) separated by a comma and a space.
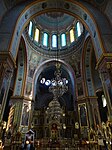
13, 36, 27, 96
81, 33, 104, 97
81, 36, 95, 96
32, 59, 76, 109
0, 0, 111, 63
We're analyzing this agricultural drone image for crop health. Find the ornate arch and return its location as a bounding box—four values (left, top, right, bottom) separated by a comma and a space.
32, 59, 76, 109
0, 0, 111, 63
13, 36, 27, 96
81, 36, 95, 96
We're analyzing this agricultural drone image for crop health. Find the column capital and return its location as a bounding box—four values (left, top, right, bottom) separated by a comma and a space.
78, 96, 98, 102
0, 52, 16, 69
95, 53, 112, 72
10, 96, 32, 104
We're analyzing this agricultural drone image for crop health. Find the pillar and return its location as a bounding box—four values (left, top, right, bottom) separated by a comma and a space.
9, 96, 32, 133
97, 59, 112, 122
0, 53, 15, 125
89, 97, 101, 128
78, 97, 101, 129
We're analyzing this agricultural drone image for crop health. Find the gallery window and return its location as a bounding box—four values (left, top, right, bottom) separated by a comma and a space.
76, 21, 83, 37
61, 33, 66, 47
27, 20, 84, 50
70, 29, 75, 43
34, 28, 40, 43
43, 32, 49, 47
52, 34, 57, 48
28, 21, 33, 37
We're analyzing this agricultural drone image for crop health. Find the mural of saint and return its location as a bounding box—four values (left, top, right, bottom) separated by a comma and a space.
28, 65, 36, 78
21, 103, 29, 126
26, 82, 32, 96
29, 53, 38, 64
79, 105, 87, 126
77, 82, 83, 96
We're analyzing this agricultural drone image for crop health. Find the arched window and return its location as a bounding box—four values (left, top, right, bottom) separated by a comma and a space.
52, 34, 57, 48
43, 32, 48, 47
34, 28, 39, 43
70, 29, 75, 43
76, 21, 83, 37
61, 33, 66, 47
28, 21, 33, 37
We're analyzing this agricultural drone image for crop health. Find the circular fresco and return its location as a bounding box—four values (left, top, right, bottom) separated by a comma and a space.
34, 12, 75, 31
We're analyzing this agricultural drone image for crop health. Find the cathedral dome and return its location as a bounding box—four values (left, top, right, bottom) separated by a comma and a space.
25, 12, 85, 58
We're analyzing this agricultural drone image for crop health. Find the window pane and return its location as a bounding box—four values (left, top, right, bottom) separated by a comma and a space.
52, 34, 57, 48
43, 33, 48, 47
61, 33, 66, 47
70, 29, 75, 43
34, 28, 39, 42
77, 22, 81, 37
28, 21, 33, 36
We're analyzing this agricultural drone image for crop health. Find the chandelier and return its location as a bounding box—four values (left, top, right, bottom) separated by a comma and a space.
49, 63, 68, 99
40, 63, 68, 99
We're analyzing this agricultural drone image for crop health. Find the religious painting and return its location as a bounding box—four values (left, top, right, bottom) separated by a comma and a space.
21, 103, 29, 126
79, 104, 88, 127
52, 123, 57, 130
77, 82, 83, 96
0, 76, 8, 105
25, 82, 32, 96
75, 61, 81, 78
29, 52, 38, 64
28, 64, 36, 78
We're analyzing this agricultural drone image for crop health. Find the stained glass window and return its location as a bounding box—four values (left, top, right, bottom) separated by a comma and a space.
76, 22, 82, 37
43, 32, 48, 47
61, 33, 66, 47
52, 34, 57, 48
70, 29, 75, 43
34, 28, 39, 43
28, 21, 33, 36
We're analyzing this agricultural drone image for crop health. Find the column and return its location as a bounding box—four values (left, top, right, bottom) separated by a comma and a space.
99, 72, 112, 121
97, 58, 112, 122
89, 97, 101, 127
86, 99, 92, 128
106, 62, 112, 96
0, 53, 15, 123
66, 31, 70, 47
39, 30, 43, 46
49, 34, 52, 50
9, 97, 32, 132
0, 53, 15, 146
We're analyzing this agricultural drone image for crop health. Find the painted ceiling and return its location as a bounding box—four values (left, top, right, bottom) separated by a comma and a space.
34, 12, 75, 31
3, 0, 107, 11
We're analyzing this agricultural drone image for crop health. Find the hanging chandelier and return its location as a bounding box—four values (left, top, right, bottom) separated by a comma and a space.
49, 63, 68, 99
40, 63, 68, 99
